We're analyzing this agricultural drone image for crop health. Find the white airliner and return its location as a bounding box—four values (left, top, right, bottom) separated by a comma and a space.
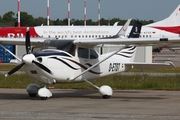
0, 4, 179, 60
2, 27, 180, 100
0, 4, 179, 43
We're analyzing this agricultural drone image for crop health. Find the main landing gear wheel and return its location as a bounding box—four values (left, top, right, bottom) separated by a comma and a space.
99, 85, 113, 99
40, 97, 48, 100
83, 79, 113, 99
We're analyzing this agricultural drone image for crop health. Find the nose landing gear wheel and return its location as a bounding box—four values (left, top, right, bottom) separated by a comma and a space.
38, 86, 52, 100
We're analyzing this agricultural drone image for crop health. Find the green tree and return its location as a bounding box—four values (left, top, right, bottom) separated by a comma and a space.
72, 19, 84, 25
62, 18, 68, 25
34, 17, 47, 26
0, 16, 3, 23
110, 18, 121, 25
0, 11, 155, 26
53, 18, 65, 25
100, 18, 110, 25
86, 19, 96, 25
3, 11, 16, 26
19, 12, 34, 26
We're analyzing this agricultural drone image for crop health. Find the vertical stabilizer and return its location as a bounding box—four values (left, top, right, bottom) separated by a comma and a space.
128, 20, 142, 38
117, 20, 142, 62
117, 46, 137, 62
147, 4, 180, 26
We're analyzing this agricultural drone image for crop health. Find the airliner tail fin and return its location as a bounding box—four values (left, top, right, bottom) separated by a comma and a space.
128, 20, 142, 38
147, 4, 180, 26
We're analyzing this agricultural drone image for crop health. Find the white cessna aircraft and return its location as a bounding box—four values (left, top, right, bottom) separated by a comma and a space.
2, 25, 179, 100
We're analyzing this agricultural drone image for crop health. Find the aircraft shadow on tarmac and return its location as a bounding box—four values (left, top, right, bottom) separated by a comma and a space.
0, 89, 99, 100
0, 89, 165, 100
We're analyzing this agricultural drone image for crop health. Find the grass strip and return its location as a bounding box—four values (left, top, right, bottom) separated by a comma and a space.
0, 74, 180, 90
1, 63, 180, 72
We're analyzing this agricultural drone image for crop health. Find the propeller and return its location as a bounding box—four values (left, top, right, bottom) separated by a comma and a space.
25, 27, 31, 54
5, 63, 25, 77
32, 60, 52, 74
5, 27, 52, 77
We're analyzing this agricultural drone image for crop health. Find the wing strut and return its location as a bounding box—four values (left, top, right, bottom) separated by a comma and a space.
70, 46, 127, 81
83, 79, 100, 89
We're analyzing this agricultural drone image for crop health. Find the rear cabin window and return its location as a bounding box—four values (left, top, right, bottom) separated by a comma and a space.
78, 47, 98, 59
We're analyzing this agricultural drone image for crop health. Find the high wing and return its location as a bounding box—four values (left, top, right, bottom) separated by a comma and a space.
73, 37, 180, 47
74, 37, 179, 70
0, 37, 45, 45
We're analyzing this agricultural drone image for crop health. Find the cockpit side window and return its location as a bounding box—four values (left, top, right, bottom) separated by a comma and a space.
78, 48, 88, 59
78, 47, 98, 59
42, 40, 75, 56
90, 49, 98, 59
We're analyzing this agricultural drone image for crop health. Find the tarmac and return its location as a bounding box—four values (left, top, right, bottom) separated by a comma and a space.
0, 49, 180, 120
153, 49, 180, 67
0, 88, 180, 120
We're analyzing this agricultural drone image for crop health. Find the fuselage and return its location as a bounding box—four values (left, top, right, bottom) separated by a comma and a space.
0, 25, 179, 40
23, 40, 135, 84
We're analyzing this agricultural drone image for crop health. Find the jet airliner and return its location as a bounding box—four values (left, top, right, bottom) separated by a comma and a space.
0, 4, 179, 41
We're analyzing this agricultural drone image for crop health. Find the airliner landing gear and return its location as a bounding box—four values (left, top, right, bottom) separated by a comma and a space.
83, 79, 113, 99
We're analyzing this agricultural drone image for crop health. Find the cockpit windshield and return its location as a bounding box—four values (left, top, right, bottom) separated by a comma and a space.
42, 40, 75, 56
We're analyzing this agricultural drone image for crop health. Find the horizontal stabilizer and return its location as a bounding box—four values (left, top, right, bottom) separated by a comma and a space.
125, 61, 175, 70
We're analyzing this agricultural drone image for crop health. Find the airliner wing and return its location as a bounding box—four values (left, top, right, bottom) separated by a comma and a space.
100, 19, 132, 39
73, 37, 180, 47
115, 19, 131, 37
0, 37, 46, 45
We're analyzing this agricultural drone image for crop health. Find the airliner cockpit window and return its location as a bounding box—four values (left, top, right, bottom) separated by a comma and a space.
42, 40, 75, 56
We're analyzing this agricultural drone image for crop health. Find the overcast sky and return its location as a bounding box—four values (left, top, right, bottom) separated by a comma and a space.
0, 0, 180, 22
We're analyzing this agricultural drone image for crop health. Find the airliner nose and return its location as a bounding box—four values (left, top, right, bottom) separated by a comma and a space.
22, 54, 35, 65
